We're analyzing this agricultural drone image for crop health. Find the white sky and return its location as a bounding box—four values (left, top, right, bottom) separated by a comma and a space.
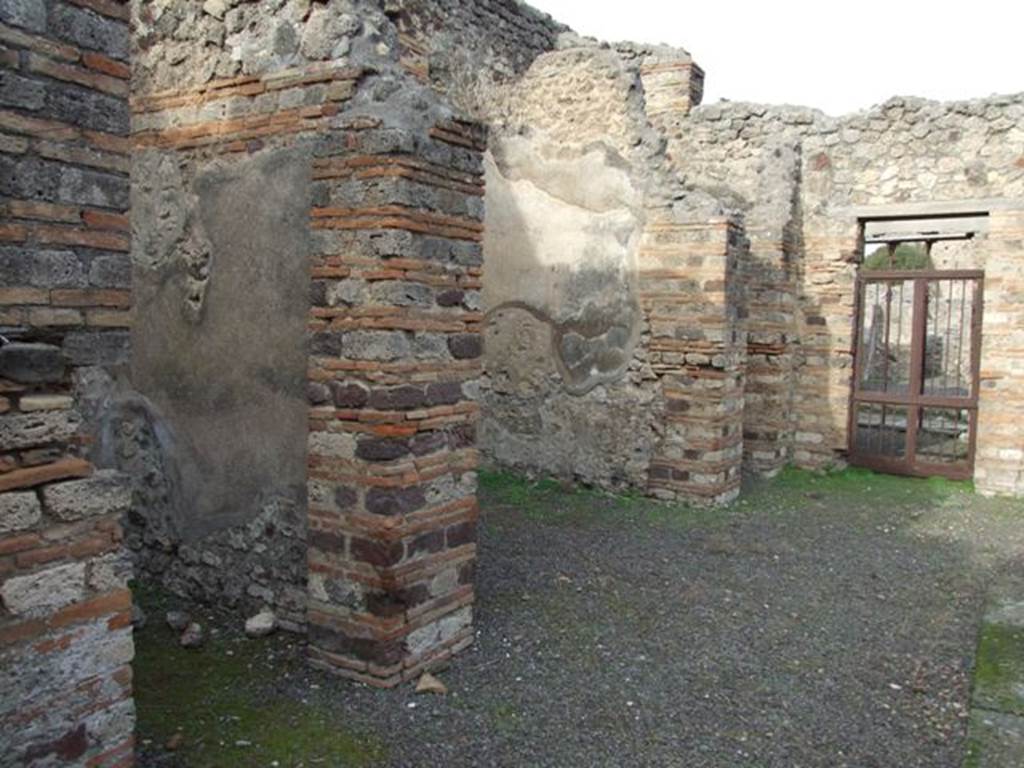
528, 0, 1024, 116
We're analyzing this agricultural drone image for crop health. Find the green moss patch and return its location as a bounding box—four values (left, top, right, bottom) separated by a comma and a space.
972, 621, 1024, 717
769, 465, 970, 502
478, 468, 735, 531
963, 709, 1024, 768
133, 587, 386, 767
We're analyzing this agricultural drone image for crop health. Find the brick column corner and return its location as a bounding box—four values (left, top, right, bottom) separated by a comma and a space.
642, 215, 747, 505
305, 113, 487, 686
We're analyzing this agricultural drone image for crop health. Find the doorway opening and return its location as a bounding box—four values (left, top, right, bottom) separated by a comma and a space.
850, 216, 986, 480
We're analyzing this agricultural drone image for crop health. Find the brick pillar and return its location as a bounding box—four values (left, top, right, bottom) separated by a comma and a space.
305, 116, 486, 686
0, 0, 134, 764
640, 53, 704, 129
792, 221, 861, 469
641, 216, 747, 505
742, 224, 799, 476
975, 208, 1024, 496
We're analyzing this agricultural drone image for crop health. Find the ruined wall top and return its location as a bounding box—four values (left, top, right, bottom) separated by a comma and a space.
131, 0, 399, 94
385, 0, 567, 117
669, 93, 1024, 218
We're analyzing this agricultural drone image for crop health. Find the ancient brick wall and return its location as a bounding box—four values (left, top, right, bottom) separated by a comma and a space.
125, 0, 485, 683
668, 95, 1024, 494
0, 0, 135, 764
305, 112, 485, 686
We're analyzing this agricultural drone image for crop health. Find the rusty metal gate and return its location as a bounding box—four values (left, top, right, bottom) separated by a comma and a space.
850, 270, 984, 480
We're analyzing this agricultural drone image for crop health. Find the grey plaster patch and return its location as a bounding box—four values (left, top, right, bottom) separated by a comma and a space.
482, 137, 643, 395
130, 147, 310, 540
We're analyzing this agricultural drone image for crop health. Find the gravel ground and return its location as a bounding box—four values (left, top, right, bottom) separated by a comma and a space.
135, 469, 1024, 767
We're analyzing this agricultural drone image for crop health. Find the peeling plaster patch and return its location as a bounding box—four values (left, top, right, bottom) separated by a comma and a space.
131, 151, 213, 321
483, 138, 643, 393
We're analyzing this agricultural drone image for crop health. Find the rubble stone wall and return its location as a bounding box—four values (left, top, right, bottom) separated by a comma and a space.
385, 0, 566, 116
479, 45, 665, 490
0, 0, 135, 764
468, 39, 739, 498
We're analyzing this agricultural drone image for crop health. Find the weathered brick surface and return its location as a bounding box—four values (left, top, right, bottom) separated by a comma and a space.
0, 0, 134, 764
305, 112, 485, 686
130, 63, 358, 152
641, 217, 747, 505
974, 210, 1024, 495
638, 49, 704, 127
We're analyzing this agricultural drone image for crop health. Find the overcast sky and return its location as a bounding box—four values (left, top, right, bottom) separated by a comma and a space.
528, 0, 1024, 116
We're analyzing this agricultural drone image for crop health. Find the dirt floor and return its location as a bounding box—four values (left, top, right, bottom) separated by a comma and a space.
133, 468, 1024, 767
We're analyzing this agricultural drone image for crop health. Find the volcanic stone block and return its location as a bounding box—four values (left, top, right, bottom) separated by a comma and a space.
41, 470, 132, 521
0, 343, 66, 384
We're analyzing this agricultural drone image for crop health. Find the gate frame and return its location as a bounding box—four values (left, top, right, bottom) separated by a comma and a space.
848, 266, 985, 481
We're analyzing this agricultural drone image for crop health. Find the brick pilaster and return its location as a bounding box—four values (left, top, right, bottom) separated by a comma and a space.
792, 222, 861, 470
742, 225, 800, 476
305, 116, 486, 686
975, 208, 1024, 495
640, 54, 704, 130
641, 216, 747, 505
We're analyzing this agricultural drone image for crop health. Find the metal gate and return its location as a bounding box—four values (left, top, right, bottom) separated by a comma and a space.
849, 270, 984, 480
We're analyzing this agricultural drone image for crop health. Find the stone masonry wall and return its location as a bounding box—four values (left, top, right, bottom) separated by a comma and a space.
472, 38, 741, 499
479, 44, 664, 490
0, 0, 135, 765
126, 1, 485, 684
385, 0, 566, 117
668, 95, 1024, 493
121, 0, 406, 630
